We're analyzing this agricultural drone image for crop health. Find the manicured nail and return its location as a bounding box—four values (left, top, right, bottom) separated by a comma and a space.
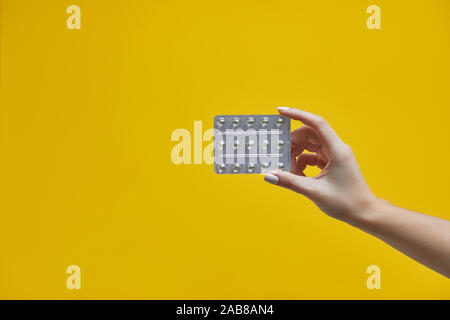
277, 106, 290, 111
264, 174, 279, 185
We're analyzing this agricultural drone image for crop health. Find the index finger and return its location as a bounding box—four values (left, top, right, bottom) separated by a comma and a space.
277, 107, 343, 152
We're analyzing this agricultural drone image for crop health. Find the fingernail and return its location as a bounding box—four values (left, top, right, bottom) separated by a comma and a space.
277, 106, 290, 111
264, 174, 279, 185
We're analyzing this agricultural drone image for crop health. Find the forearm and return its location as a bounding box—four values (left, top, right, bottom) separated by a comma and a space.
350, 199, 450, 278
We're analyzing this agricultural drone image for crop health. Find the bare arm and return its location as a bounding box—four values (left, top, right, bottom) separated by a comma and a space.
264, 107, 450, 278
354, 200, 450, 278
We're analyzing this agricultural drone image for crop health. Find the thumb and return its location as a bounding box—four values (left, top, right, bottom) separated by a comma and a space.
264, 171, 317, 198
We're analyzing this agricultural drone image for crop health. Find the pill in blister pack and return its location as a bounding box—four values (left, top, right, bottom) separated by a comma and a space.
214, 114, 291, 174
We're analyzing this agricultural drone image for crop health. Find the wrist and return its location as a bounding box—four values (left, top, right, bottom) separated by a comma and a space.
346, 196, 387, 232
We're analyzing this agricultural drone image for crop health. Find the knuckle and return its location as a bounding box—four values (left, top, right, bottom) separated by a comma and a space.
343, 143, 353, 154
314, 115, 326, 127
338, 143, 354, 160
285, 174, 295, 189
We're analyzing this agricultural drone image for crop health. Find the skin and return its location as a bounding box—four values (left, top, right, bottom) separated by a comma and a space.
264, 107, 450, 278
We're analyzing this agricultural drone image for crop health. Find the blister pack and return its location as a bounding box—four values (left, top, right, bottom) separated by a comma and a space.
214, 114, 291, 174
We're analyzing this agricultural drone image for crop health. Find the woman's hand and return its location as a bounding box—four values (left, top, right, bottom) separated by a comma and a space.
264, 107, 379, 225
264, 106, 450, 278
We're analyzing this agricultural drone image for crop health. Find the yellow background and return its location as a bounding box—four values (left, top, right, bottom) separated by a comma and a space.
1, 0, 449, 299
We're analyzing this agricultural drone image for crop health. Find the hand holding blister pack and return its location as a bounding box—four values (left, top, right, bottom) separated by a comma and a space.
214, 114, 291, 174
